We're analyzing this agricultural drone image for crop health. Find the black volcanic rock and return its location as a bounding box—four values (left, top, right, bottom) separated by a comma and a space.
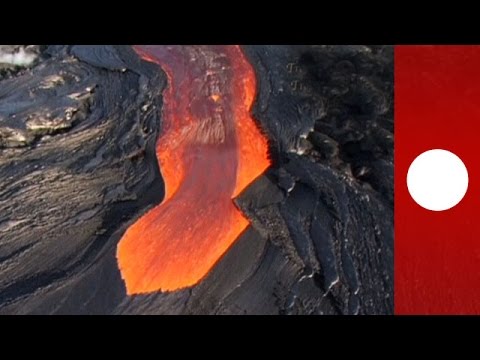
0, 45, 393, 315
0, 45, 165, 314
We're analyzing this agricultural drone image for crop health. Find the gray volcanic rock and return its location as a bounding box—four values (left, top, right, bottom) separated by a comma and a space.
0, 45, 165, 314
0, 45, 393, 314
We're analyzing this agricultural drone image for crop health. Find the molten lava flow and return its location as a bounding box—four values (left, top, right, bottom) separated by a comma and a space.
116, 45, 271, 295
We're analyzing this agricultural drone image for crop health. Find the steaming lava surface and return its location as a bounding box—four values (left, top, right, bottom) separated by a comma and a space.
117, 46, 270, 294
0, 45, 393, 314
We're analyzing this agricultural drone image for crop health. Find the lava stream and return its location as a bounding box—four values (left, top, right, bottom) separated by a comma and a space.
116, 45, 271, 294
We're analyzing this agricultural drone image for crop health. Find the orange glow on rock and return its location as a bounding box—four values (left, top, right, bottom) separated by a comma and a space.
116, 45, 270, 295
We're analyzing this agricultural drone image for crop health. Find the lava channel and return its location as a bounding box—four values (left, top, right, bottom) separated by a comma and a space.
116, 45, 271, 295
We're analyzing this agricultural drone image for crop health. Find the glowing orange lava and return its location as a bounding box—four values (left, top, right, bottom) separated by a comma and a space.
116, 45, 271, 294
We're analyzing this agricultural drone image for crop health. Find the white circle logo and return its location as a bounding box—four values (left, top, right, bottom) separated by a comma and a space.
407, 149, 469, 211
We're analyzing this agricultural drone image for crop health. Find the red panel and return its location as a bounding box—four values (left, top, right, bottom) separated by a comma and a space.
395, 46, 480, 314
